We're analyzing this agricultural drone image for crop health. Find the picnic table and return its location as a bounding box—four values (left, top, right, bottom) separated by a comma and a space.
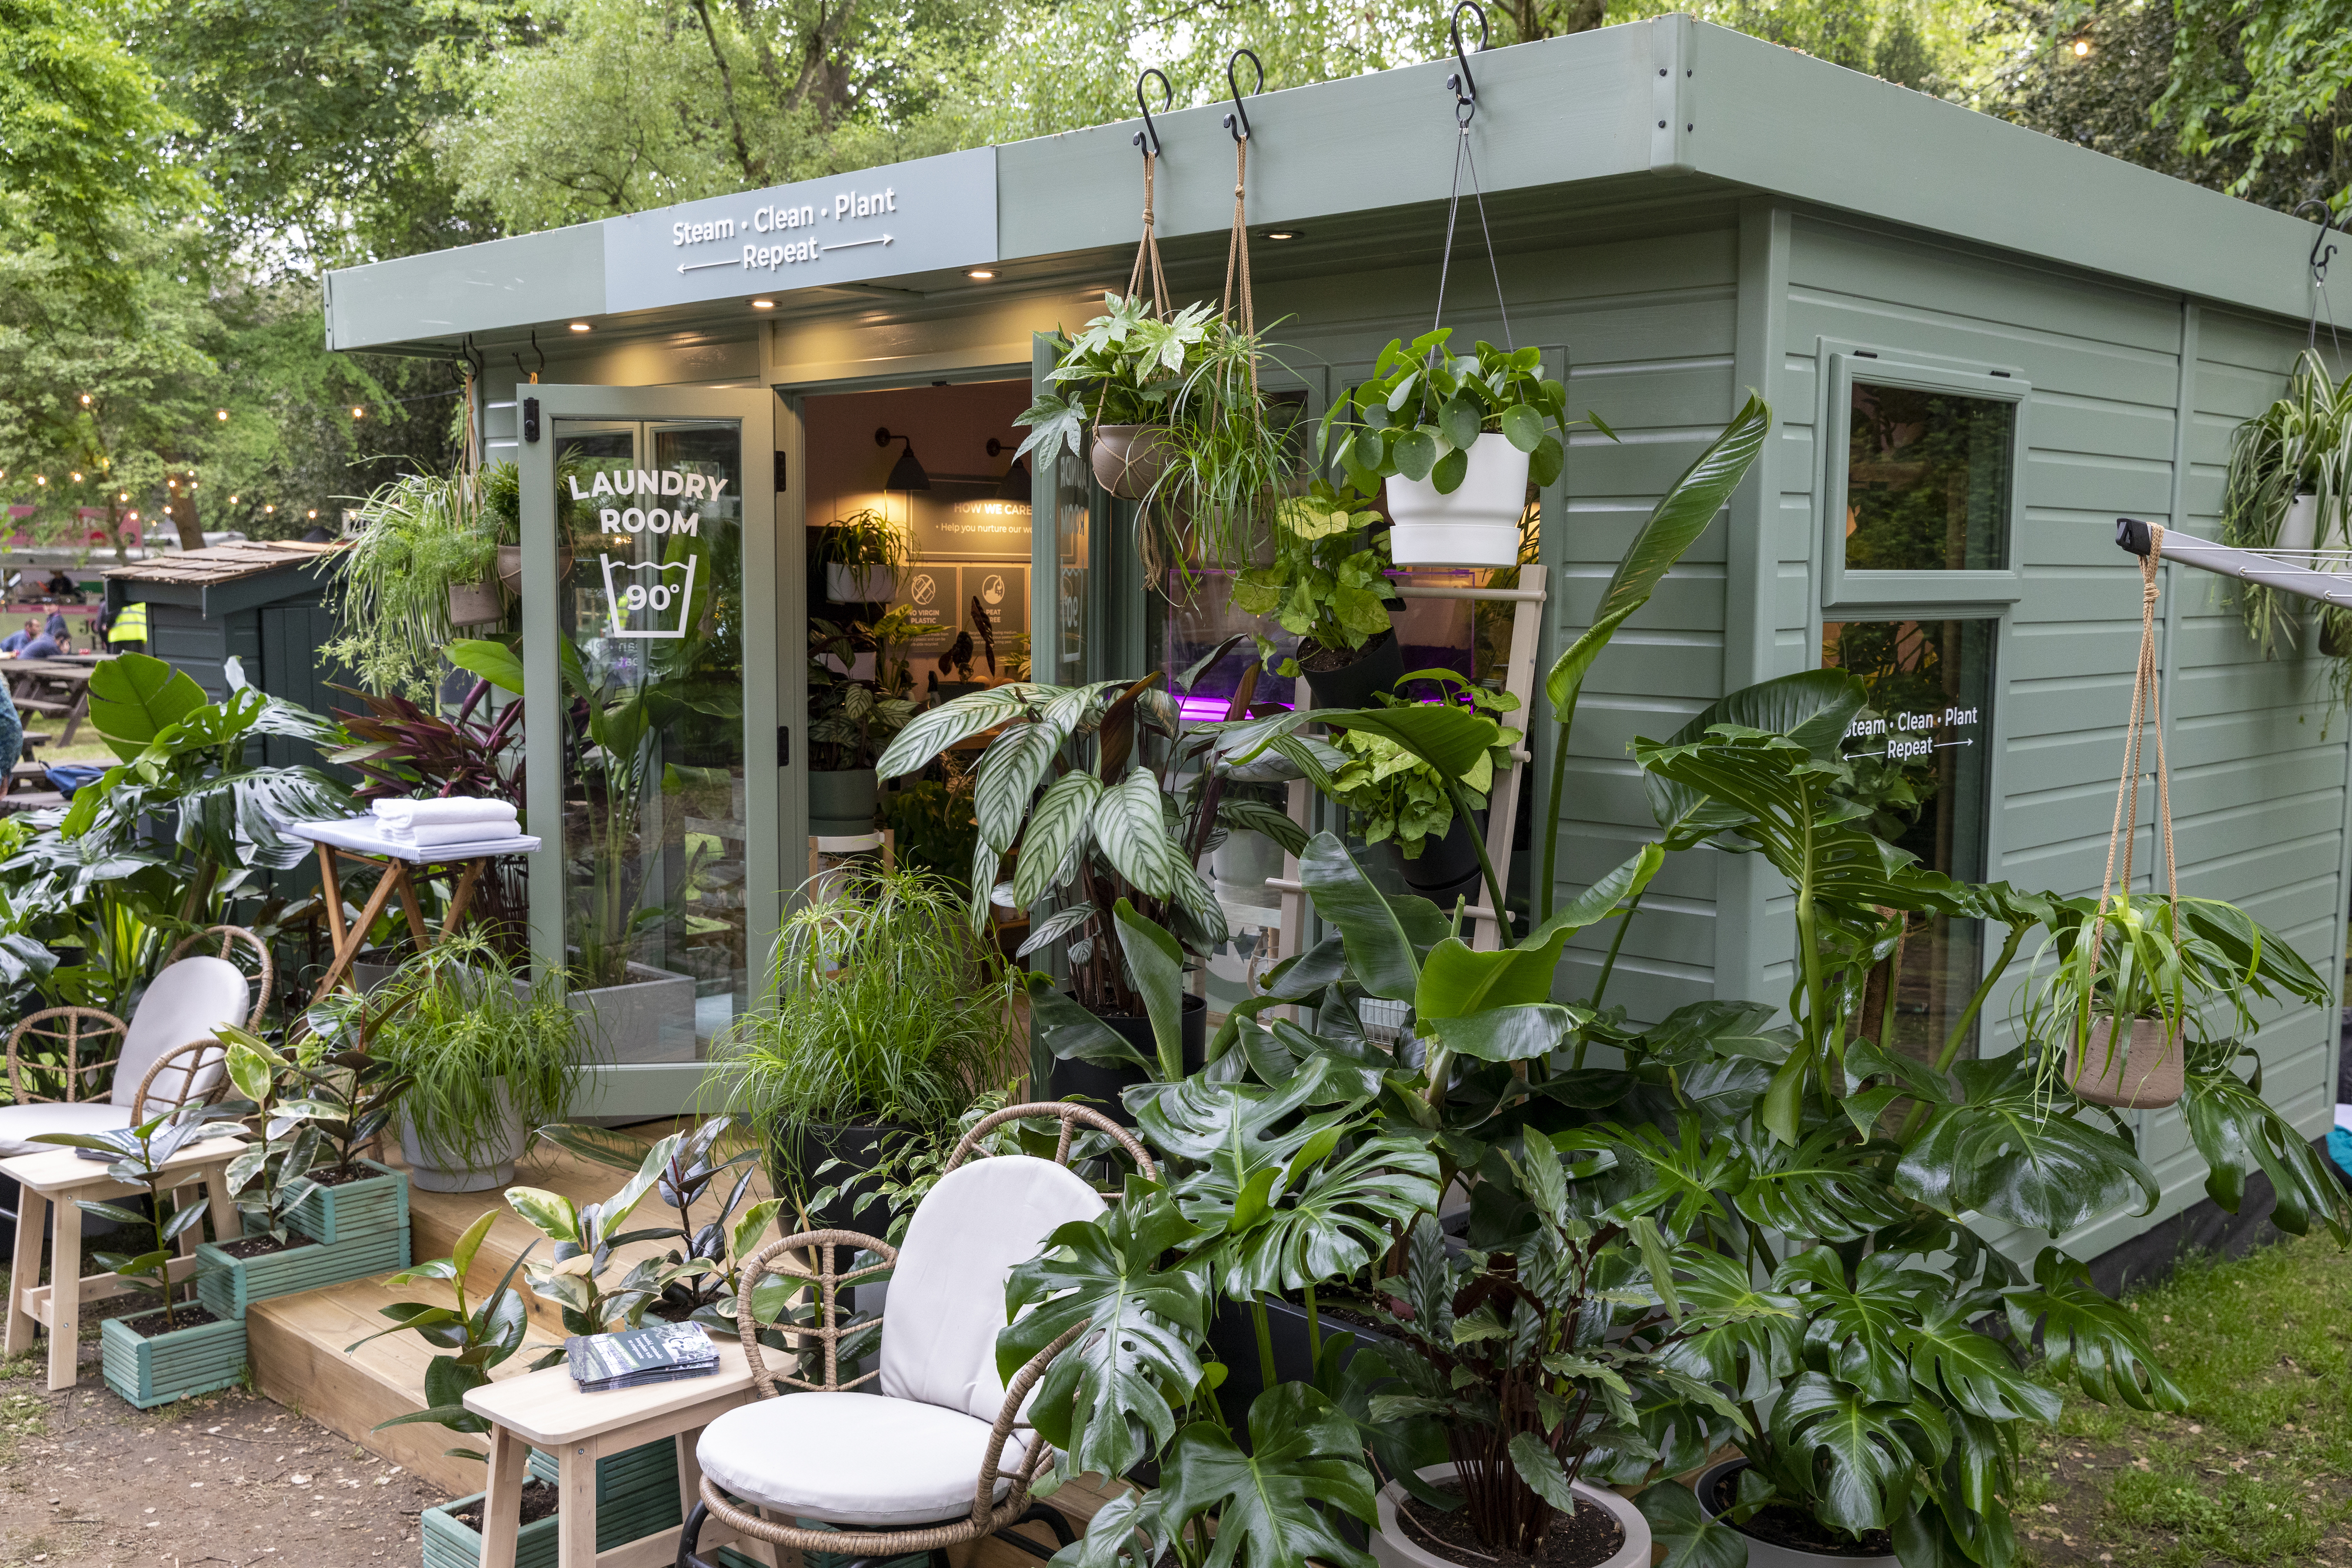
4, 656, 107, 745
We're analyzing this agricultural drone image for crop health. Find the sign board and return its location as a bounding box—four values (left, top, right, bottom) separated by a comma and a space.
602, 147, 998, 315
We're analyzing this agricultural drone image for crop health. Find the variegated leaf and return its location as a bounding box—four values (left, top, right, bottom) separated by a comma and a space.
1014, 771, 1103, 905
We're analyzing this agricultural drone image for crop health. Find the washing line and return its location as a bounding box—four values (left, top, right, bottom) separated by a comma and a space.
2116, 516, 2352, 609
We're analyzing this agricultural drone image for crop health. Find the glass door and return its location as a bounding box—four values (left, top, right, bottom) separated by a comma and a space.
516, 387, 779, 1112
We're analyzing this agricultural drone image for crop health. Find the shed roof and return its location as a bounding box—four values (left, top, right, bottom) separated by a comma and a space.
103, 539, 346, 587
322, 17, 2333, 359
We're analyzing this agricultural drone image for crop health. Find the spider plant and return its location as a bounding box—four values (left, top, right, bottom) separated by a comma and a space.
2221, 349, 2352, 659
324, 469, 502, 703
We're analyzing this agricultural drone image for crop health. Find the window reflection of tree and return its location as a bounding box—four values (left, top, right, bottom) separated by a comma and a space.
1846, 383, 2011, 573
1825, 617, 1988, 1064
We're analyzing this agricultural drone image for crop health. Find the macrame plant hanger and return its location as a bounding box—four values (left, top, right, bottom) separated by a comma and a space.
1220, 49, 1264, 396
1128, 70, 1172, 318
2073, 529, 2186, 1109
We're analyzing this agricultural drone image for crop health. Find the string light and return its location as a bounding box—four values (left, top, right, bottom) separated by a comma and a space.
263, 504, 275, 513
216, 409, 229, 420
78, 394, 91, 406
69, 472, 81, 483
351, 406, 365, 419
2072, 35, 2090, 55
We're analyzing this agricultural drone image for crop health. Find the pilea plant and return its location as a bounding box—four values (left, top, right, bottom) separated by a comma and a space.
1317, 330, 1600, 494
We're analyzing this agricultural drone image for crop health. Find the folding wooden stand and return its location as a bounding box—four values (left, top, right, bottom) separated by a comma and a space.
292, 820, 541, 1008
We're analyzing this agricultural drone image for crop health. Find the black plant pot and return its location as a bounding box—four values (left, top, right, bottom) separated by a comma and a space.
1397, 807, 1489, 898
1210, 1295, 1392, 1421
1298, 629, 1404, 711
1041, 992, 1207, 1125
761, 1118, 907, 1237
807, 767, 880, 838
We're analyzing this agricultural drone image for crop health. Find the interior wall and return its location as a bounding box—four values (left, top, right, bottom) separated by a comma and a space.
800, 381, 1033, 527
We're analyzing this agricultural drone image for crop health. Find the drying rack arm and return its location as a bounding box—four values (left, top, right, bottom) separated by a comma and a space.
2116, 515, 2352, 609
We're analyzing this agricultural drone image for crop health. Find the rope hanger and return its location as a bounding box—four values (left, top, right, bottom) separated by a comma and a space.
1432, 1, 1512, 355
1126, 69, 1172, 317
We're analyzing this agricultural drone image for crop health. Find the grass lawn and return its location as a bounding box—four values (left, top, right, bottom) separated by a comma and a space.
2023, 1230, 2352, 1566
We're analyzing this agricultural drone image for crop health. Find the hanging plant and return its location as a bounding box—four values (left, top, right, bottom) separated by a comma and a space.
2221, 348, 2352, 670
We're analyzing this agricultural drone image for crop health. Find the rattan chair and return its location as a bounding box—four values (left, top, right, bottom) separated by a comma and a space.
676, 1102, 1157, 1568
0, 925, 269, 1156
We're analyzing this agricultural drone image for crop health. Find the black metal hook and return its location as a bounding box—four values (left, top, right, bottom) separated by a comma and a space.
2295, 198, 2341, 280
1448, 1, 1489, 113
1223, 49, 1264, 143
459, 333, 484, 377
1133, 68, 1172, 158
530, 329, 546, 378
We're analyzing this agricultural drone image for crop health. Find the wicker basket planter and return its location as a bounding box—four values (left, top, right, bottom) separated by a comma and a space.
195, 1223, 412, 1319
287, 1160, 410, 1244
100, 1308, 246, 1409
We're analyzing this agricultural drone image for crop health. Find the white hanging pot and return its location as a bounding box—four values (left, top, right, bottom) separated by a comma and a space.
826, 564, 900, 603
2283, 492, 2321, 554
1386, 433, 1530, 569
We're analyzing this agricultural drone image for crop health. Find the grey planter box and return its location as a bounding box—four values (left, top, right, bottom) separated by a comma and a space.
422, 1441, 684, 1568
195, 1222, 412, 1319
567, 961, 697, 1064
286, 1159, 409, 1245
100, 1309, 246, 1409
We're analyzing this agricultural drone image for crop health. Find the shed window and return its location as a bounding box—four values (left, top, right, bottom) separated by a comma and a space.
1845, 382, 2013, 573
1823, 617, 1995, 1062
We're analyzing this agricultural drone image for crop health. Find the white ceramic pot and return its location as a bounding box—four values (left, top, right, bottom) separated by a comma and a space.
1385, 434, 1531, 568
399, 1078, 528, 1193
826, 564, 899, 603
1695, 1458, 1897, 1568
1372, 1462, 1649, 1568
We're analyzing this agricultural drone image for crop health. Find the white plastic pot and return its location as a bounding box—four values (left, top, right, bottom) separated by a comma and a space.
1695, 1458, 1897, 1568
1385, 434, 1531, 569
1372, 1462, 1649, 1568
398, 1077, 528, 1193
826, 564, 899, 603
2283, 492, 2320, 554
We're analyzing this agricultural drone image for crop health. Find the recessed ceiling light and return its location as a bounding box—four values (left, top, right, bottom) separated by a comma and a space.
967, 269, 995, 280
750, 299, 775, 310
1265, 230, 1300, 240
569, 322, 592, 332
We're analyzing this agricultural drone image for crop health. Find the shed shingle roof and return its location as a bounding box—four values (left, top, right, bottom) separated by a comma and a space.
102, 539, 345, 587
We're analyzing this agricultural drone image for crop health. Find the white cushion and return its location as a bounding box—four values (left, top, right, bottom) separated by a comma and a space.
113, 958, 248, 1108
696, 1390, 1028, 1527
879, 1155, 1106, 1423
0, 1100, 134, 1158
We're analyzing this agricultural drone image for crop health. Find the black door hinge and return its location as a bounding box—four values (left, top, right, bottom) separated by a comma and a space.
777, 726, 790, 767
774, 452, 788, 492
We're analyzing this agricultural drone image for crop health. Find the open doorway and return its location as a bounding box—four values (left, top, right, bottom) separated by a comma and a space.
799, 379, 1034, 904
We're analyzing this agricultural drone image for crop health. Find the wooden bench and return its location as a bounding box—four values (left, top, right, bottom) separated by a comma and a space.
0, 791, 64, 813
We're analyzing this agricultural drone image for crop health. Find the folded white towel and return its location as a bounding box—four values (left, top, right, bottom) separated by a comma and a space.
392, 820, 530, 848
372, 797, 519, 830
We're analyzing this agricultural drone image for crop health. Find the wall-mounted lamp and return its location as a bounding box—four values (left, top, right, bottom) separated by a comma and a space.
967, 269, 996, 281
1265, 230, 1301, 241
985, 437, 1031, 505
875, 427, 931, 491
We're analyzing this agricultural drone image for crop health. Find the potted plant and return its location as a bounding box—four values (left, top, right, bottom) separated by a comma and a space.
1324, 673, 1519, 909
483, 457, 582, 599
530, 1115, 780, 1328
1231, 480, 1405, 708
35, 1106, 248, 1408
2221, 349, 2352, 660
317, 935, 582, 1191
1015, 293, 1213, 500
818, 507, 910, 603
325, 467, 505, 701
808, 611, 919, 838
506, 1132, 716, 1355
717, 865, 1018, 1232
1318, 330, 1599, 569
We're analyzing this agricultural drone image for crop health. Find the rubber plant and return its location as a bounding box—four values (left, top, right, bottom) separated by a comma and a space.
506, 1132, 692, 1362
343, 1210, 536, 1461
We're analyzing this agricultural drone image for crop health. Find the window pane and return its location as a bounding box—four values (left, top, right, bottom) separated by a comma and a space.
1823, 618, 1995, 1062
558, 419, 745, 1059
1845, 381, 2013, 572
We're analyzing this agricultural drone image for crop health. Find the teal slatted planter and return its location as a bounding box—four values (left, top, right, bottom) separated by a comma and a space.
100, 1310, 246, 1409
420, 1441, 684, 1568
420, 1496, 557, 1568
195, 1223, 411, 1319
287, 1160, 409, 1244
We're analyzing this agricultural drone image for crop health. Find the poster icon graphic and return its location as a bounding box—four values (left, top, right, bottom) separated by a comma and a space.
599, 554, 700, 639
908, 571, 939, 607
978, 572, 1006, 607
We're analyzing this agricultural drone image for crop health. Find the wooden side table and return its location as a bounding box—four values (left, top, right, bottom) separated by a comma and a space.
2, 1138, 243, 1390
462, 1340, 781, 1568
286, 817, 540, 1007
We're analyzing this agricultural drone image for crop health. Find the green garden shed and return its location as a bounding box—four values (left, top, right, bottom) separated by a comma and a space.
318, 15, 2348, 1275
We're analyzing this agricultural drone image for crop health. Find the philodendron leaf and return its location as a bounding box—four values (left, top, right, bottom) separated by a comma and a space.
1895, 1052, 2157, 1235
2004, 1246, 2184, 1412
1546, 393, 1770, 714
1638, 1479, 1748, 1568
87, 651, 209, 761
2178, 1042, 2352, 1243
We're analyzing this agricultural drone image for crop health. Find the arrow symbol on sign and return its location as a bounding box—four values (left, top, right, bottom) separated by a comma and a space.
824, 235, 893, 252
678, 259, 736, 273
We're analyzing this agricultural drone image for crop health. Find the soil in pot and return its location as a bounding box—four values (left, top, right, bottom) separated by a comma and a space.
453, 1479, 560, 1530
119, 1303, 226, 1338
302, 1164, 383, 1189
1299, 629, 1405, 711
215, 1232, 319, 1262
1044, 993, 1207, 1125
1395, 1485, 1625, 1568
1706, 1465, 1893, 1559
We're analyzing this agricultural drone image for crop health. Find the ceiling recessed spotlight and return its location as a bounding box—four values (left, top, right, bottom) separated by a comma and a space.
967, 269, 995, 280
569, 322, 592, 332
1265, 230, 1300, 240
750, 299, 775, 310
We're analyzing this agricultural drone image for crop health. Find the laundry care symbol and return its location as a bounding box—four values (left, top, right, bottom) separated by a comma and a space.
599, 554, 699, 640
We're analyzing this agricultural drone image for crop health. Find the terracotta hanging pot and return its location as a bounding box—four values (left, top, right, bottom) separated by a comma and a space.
447, 581, 502, 628
2067, 1015, 2184, 1109
1385, 433, 1530, 568
495, 544, 576, 597
1089, 424, 1176, 500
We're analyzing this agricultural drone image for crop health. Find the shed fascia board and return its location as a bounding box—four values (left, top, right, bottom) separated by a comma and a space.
326, 222, 605, 352
321, 16, 2322, 353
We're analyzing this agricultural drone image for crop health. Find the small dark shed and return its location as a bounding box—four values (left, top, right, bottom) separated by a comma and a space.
103, 540, 348, 765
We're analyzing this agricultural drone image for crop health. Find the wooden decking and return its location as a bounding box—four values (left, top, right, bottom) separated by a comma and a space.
249, 1121, 1130, 1563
